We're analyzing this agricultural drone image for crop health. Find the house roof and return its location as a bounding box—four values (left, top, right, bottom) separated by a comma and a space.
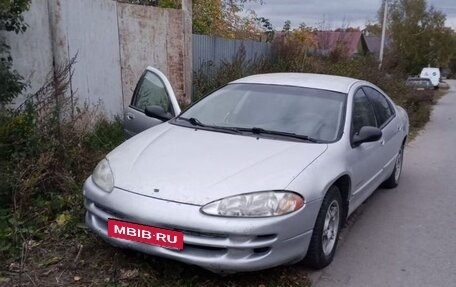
315, 31, 365, 56
365, 36, 382, 54
364, 36, 390, 58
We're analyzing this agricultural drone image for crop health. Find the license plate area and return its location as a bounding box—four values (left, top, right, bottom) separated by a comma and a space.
107, 218, 184, 250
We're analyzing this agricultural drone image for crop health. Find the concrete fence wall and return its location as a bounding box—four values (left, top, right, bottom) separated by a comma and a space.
51, 0, 124, 115
2, 0, 192, 117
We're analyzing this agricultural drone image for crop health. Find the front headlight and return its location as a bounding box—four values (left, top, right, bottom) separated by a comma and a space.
92, 158, 114, 193
201, 191, 304, 217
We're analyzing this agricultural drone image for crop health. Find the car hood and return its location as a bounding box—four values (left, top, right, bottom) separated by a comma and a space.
107, 123, 327, 205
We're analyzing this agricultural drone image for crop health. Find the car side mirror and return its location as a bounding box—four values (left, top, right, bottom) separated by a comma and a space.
353, 126, 382, 146
144, 105, 173, 122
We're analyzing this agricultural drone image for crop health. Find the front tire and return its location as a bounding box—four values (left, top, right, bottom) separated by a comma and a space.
382, 144, 404, 188
305, 185, 343, 269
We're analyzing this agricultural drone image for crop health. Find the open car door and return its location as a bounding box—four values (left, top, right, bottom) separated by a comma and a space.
123, 67, 181, 137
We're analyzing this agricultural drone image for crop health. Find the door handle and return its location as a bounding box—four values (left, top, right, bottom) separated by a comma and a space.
380, 139, 385, 146
126, 113, 135, 120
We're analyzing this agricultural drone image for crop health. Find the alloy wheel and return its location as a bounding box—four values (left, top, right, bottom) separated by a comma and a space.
322, 200, 340, 256
394, 147, 403, 182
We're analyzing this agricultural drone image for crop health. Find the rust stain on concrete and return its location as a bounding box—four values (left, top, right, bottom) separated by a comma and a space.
118, 3, 188, 106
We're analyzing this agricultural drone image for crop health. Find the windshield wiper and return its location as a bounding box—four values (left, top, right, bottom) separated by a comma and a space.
177, 117, 241, 134
188, 117, 206, 127
177, 117, 209, 127
234, 127, 320, 143
176, 118, 317, 141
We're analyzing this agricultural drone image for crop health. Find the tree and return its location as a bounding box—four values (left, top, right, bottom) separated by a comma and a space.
0, 0, 30, 107
384, 0, 455, 74
449, 56, 456, 78
192, 0, 264, 40
291, 23, 316, 48
192, 0, 224, 35
255, 17, 274, 42
278, 21, 316, 49
282, 20, 291, 33
335, 27, 360, 32
364, 22, 382, 36
274, 21, 317, 64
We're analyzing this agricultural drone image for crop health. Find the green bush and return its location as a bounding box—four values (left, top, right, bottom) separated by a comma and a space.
0, 0, 30, 107
0, 57, 125, 262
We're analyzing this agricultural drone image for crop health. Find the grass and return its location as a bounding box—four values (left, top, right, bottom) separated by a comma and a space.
407, 84, 450, 140
2, 232, 311, 286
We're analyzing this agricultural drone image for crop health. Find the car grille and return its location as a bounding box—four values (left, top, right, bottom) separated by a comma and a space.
87, 199, 277, 258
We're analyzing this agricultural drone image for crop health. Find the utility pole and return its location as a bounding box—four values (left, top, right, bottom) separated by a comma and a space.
379, 0, 388, 69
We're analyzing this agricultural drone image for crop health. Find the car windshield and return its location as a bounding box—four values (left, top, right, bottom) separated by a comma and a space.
176, 83, 347, 142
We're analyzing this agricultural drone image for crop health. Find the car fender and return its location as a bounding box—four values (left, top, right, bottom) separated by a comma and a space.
285, 143, 353, 204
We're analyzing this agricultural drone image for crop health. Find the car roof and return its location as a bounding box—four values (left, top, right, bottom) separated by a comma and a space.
230, 73, 360, 93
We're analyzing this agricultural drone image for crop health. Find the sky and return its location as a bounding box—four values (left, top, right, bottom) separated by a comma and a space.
245, 0, 456, 30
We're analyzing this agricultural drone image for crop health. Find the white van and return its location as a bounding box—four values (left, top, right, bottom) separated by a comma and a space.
420, 67, 440, 89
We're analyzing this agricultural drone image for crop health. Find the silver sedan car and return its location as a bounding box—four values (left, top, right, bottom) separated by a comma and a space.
84, 72, 409, 273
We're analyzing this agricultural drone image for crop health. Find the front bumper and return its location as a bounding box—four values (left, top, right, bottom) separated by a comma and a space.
83, 177, 321, 272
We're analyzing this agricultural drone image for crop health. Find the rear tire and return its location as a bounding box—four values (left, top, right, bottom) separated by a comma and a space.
305, 185, 343, 269
382, 144, 404, 188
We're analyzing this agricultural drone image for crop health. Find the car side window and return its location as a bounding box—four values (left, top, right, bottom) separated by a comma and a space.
132, 71, 173, 115
352, 89, 377, 135
362, 87, 394, 128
